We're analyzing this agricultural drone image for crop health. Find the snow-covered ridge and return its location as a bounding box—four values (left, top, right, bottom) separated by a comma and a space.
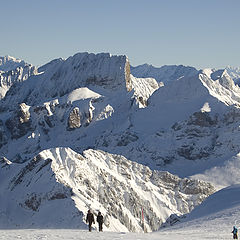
226, 66, 240, 86
0, 147, 214, 231
132, 68, 239, 133
131, 64, 198, 84
226, 66, 240, 80
0, 56, 37, 99
0, 56, 26, 72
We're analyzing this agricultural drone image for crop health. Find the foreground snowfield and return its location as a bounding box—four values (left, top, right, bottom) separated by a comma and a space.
0, 224, 232, 240
0, 213, 234, 239
1, 185, 238, 239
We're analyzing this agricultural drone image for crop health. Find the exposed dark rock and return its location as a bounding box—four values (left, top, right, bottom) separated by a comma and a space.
44, 115, 55, 128
5, 103, 32, 139
177, 145, 211, 160
10, 155, 42, 190
117, 131, 139, 146
223, 109, 240, 125
188, 112, 217, 127
172, 122, 182, 131
125, 61, 132, 92
24, 193, 41, 211
161, 213, 186, 227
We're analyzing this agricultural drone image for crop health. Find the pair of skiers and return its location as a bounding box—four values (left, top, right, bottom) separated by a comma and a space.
86, 210, 103, 232
232, 226, 238, 239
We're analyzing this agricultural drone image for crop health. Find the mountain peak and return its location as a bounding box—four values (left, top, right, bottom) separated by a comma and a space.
0, 55, 27, 72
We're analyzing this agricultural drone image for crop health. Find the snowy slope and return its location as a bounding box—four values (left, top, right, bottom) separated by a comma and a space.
95, 68, 240, 179
183, 184, 240, 221
156, 185, 240, 239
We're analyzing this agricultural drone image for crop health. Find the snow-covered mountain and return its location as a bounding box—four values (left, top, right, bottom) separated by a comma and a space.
0, 147, 214, 231
0, 56, 37, 99
0, 52, 240, 232
0, 56, 26, 72
226, 66, 240, 86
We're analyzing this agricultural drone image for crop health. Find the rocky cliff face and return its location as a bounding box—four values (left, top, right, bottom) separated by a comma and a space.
1, 53, 132, 108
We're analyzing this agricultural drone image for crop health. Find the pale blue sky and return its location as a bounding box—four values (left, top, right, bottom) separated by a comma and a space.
1, 0, 239, 69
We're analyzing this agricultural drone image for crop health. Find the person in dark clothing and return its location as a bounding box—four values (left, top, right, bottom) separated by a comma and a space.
232, 226, 238, 239
86, 209, 95, 232
97, 211, 103, 232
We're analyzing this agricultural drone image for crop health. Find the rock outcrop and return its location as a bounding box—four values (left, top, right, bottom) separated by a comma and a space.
5, 103, 32, 139
68, 107, 81, 129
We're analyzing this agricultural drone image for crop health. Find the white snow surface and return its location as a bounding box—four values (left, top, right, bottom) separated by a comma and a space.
64, 87, 101, 103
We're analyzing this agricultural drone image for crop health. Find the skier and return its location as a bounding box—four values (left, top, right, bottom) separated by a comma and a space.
86, 209, 95, 232
97, 211, 104, 232
232, 226, 238, 239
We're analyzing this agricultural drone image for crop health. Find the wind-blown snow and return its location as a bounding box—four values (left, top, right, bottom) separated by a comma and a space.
191, 154, 240, 190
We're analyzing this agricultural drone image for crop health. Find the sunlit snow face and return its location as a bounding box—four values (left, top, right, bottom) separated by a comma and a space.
201, 102, 211, 113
